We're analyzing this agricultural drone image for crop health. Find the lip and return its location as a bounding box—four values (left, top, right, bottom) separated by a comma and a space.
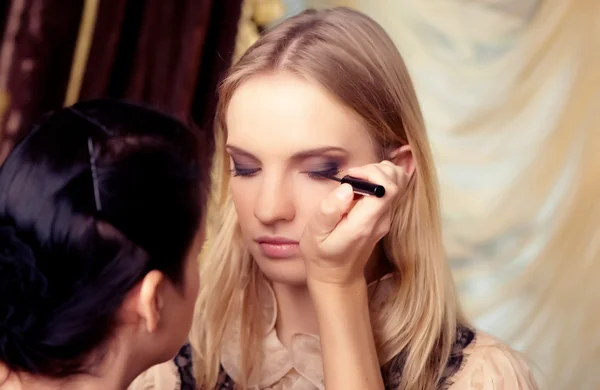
255, 236, 299, 259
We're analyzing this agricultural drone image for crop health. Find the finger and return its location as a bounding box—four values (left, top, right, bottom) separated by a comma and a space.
380, 160, 412, 192
305, 183, 354, 242
328, 164, 400, 241
379, 160, 401, 185
322, 162, 406, 244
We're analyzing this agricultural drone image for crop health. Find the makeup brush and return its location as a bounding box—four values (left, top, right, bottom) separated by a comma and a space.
318, 173, 386, 198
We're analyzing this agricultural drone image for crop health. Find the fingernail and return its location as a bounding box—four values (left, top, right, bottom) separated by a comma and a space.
335, 184, 353, 201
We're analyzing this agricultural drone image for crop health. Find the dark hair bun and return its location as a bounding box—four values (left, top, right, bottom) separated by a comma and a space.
0, 99, 212, 377
0, 225, 48, 365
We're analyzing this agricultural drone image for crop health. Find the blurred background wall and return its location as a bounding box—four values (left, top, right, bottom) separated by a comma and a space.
1, 1, 599, 389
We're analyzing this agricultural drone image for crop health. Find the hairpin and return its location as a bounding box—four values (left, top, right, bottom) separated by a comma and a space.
66, 108, 109, 134
87, 137, 102, 213
65, 107, 106, 213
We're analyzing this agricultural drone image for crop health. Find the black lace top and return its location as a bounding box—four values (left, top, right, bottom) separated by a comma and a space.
173, 325, 475, 390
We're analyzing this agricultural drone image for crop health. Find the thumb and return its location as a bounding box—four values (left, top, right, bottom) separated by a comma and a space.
306, 183, 354, 241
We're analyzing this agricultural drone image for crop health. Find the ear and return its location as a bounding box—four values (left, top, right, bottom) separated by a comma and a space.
388, 144, 415, 178
137, 270, 166, 333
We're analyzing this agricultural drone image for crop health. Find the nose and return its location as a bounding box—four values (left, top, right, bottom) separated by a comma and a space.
253, 173, 295, 226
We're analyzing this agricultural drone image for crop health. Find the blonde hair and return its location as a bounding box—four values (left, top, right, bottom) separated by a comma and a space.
192, 7, 466, 390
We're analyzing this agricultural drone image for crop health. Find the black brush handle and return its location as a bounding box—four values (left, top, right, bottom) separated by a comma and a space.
340, 175, 385, 198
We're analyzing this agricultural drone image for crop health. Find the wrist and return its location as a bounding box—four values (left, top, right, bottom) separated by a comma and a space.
307, 276, 369, 314
307, 275, 382, 389
307, 275, 368, 296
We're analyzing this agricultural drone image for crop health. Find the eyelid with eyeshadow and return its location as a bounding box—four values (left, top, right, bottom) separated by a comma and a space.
230, 158, 344, 178
230, 160, 260, 177
302, 161, 341, 179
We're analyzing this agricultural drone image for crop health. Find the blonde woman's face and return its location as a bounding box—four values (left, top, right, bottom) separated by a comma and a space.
226, 71, 380, 285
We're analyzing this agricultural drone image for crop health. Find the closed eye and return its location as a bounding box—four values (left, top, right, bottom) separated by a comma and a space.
304, 162, 340, 180
231, 165, 260, 177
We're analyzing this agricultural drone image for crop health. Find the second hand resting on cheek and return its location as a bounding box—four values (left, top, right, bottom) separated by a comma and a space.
299, 160, 410, 390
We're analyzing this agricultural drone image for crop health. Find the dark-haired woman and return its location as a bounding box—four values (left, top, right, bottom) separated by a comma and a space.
0, 99, 213, 389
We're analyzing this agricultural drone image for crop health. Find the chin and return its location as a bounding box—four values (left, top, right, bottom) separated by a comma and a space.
254, 255, 308, 286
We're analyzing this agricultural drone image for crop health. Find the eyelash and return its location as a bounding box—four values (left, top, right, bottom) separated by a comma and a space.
305, 162, 340, 180
230, 162, 341, 179
230, 167, 260, 177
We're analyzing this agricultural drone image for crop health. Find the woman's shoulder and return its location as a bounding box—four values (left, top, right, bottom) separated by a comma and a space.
447, 330, 539, 390
381, 326, 537, 390
127, 359, 179, 390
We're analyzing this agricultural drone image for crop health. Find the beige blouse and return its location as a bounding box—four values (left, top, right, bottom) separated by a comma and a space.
129, 276, 538, 390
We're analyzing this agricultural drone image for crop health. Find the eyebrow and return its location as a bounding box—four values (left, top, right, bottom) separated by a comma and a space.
225, 145, 349, 161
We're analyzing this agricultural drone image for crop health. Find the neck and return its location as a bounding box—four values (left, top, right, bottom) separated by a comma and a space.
272, 282, 319, 347
0, 334, 145, 390
272, 245, 391, 348
1, 369, 130, 390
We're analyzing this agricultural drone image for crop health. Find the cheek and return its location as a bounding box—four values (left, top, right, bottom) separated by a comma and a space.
230, 176, 337, 228
189, 264, 200, 298
184, 257, 200, 304
292, 177, 336, 226
302, 187, 331, 215
230, 180, 258, 226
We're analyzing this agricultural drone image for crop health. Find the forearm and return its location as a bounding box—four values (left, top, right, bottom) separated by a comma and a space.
308, 279, 384, 390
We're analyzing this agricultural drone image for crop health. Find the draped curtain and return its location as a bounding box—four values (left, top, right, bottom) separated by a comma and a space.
0, 0, 243, 162
0, 0, 83, 162
351, 1, 600, 389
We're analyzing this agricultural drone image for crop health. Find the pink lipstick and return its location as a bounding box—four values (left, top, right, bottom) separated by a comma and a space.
255, 236, 299, 259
